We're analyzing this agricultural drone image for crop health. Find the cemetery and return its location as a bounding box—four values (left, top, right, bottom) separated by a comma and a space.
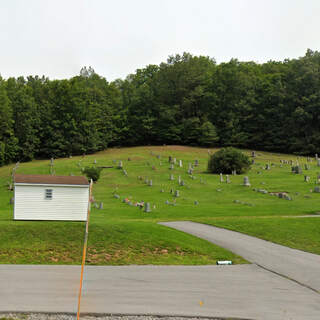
0, 145, 320, 265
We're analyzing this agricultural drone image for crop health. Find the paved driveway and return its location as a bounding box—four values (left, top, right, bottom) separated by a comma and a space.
1, 264, 320, 320
159, 221, 320, 292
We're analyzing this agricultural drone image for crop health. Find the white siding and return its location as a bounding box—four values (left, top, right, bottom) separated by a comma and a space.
14, 184, 89, 221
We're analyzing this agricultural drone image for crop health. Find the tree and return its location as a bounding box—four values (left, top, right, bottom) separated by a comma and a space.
208, 147, 251, 174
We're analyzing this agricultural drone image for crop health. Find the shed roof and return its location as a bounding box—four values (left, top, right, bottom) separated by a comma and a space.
14, 174, 89, 186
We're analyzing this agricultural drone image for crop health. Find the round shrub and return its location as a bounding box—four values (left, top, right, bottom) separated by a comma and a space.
208, 147, 251, 174
83, 166, 102, 182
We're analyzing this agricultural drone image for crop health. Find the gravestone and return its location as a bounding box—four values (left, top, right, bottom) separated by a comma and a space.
173, 158, 176, 164
251, 151, 256, 158
305, 164, 310, 170
170, 174, 174, 181
94, 159, 97, 164
144, 203, 151, 212
179, 180, 185, 186
292, 166, 303, 174
148, 180, 153, 186
316, 154, 318, 160
317, 159, 320, 167
314, 186, 320, 193
226, 175, 230, 184
118, 161, 123, 169
284, 195, 292, 201
160, 189, 164, 193
179, 160, 183, 167
145, 178, 149, 184
243, 176, 251, 187
251, 159, 255, 164
232, 170, 237, 176
174, 190, 180, 197
170, 164, 174, 170
169, 156, 172, 163
156, 155, 161, 159
114, 194, 120, 199
50, 158, 54, 166
220, 173, 224, 183
99, 202, 103, 209
165, 200, 170, 205
178, 175, 181, 184
194, 200, 199, 205
123, 169, 128, 176
194, 159, 199, 167
10, 197, 14, 204
265, 164, 270, 170
278, 193, 284, 199
188, 168, 193, 175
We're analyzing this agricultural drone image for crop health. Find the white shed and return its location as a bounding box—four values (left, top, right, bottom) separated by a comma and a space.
14, 174, 90, 221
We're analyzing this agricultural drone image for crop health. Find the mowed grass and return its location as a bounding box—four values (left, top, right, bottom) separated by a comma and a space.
0, 145, 320, 265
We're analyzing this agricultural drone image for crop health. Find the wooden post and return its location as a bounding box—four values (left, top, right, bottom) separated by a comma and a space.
77, 179, 93, 320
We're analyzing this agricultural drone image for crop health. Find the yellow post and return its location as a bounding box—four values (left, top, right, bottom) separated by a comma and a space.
77, 179, 93, 320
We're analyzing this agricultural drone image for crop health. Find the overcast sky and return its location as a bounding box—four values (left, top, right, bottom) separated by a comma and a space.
1, 0, 320, 81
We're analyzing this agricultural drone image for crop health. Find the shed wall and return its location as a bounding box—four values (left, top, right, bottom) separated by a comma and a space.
14, 185, 89, 221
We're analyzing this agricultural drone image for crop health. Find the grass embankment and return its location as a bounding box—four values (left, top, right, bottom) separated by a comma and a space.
0, 145, 319, 264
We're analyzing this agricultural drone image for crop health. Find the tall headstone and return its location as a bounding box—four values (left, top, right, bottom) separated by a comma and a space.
170, 174, 174, 181
304, 175, 310, 182
220, 173, 224, 183
179, 160, 183, 167
178, 175, 181, 184
174, 190, 180, 197
317, 159, 320, 167
94, 159, 97, 164
170, 164, 174, 170
118, 161, 123, 169
179, 180, 185, 186
304, 164, 310, 170
144, 202, 151, 212
173, 158, 176, 164
251, 151, 256, 158
148, 180, 153, 186
194, 159, 199, 167
243, 176, 251, 187
226, 175, 230, 184
265, 164, 270, 170
99, 202, 103, 209
169, 156, 172, 163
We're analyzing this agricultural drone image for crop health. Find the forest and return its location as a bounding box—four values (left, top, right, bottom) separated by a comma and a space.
0, 49, 319, 165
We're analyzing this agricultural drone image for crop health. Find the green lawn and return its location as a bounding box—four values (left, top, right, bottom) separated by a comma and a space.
0, 145, 319, 265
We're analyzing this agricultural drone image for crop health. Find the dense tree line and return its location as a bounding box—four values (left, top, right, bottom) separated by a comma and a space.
0, 50, 320, 165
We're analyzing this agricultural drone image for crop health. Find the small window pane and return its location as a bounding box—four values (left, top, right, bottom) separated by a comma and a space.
45, 189, 53, 200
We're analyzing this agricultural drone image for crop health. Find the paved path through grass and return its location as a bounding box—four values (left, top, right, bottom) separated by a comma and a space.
159, 221, 320, 292
1, 265, 320, 320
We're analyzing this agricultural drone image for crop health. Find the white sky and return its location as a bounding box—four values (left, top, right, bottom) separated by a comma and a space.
1, 0, 320, 81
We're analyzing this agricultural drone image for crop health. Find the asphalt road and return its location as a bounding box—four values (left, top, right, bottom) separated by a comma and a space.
159, 221, 320, 292
1, 264, 320, 320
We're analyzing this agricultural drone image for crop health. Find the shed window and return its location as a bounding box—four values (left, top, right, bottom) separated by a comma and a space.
45, 189, 53, 200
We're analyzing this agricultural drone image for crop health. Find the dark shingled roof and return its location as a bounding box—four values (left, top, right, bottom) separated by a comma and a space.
14, 174, 89, 186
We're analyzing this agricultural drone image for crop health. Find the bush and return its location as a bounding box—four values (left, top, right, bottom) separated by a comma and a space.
208, 147, 251, 174
83, 166, 102, 182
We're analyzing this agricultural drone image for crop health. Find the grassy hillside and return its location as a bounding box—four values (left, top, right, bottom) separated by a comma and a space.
1, 146, 320, 264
